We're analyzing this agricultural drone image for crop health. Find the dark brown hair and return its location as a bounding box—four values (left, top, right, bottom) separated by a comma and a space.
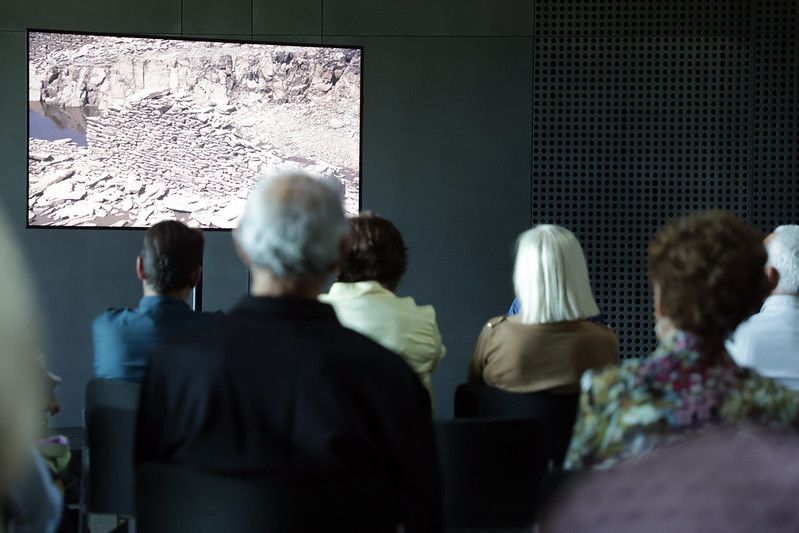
337, 213, 408, 291
648, 210, 770, 341
141, 220, 204, 294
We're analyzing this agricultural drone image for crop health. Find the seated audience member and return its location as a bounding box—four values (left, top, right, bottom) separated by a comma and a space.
507, 297, 608, 325
92, 220, 204, 382
565, 211, 799, 470
727, 225, 799, 391
469, 225, 618, 393
546, 428, 799, 533
320, 213, 445, 399
135, 173, 441, 531
0, 211, 62, 531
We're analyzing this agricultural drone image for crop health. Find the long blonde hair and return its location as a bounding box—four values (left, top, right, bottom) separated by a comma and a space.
513, 225, 600, 324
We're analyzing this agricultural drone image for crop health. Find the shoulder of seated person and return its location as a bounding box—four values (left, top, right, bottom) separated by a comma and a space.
580, 358, 637, 392
400, 298, 439, 319
597, 323, 618, 335
583, 319, 617, 335
484, 315, 508, 329
199, 310, 226, 317
94, 307, 133, 321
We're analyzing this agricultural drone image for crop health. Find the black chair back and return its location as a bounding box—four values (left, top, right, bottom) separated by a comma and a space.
435, 418, 548, 528
86, 378, 140, 412
136, 463, 400, 533
454, 383, 579, 467
83, 378, 141, 516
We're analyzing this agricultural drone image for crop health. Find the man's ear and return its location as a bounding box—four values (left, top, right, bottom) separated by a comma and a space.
136, 256, 146, 281
233, 232, 251, 266
190, 266, 203, 289
767, 266, 779, 292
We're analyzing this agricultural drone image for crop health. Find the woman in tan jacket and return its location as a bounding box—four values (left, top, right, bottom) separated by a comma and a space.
469, 225, 618, 393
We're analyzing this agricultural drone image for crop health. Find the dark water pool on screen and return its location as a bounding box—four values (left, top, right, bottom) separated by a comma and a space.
28, 102, 100, 146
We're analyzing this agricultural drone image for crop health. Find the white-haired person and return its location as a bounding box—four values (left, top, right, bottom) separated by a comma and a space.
566, 212, 799, 470
726, 225, 799, 391
468, 225, 619, 393
0, 211, 62, 532
135, 173, 441, 531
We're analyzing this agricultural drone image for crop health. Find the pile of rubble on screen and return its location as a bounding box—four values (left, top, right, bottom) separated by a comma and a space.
28, 91, 357, 228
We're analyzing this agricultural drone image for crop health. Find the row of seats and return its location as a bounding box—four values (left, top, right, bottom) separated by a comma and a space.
82, 379, 571, 529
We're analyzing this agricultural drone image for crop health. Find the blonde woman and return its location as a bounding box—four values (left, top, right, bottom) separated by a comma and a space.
469, 225, 618, 393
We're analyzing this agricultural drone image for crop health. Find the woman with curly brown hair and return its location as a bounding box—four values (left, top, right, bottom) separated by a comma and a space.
320, 213, 445, 402
565, 210, 799, 470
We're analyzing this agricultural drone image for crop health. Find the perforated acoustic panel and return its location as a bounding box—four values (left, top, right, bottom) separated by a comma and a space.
751, 2, 799, 230
533, 0, 798, 359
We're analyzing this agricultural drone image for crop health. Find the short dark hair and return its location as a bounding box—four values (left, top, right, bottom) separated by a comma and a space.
337, 213, 408, 291
648, 210, 770, 340
141, 220, 204, 294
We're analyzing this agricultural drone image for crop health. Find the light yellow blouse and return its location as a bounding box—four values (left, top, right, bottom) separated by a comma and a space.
320, 281, 446, 400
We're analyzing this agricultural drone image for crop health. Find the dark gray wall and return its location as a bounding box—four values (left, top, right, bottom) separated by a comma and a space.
0, 0, 533, 425
5, 1, 794, 427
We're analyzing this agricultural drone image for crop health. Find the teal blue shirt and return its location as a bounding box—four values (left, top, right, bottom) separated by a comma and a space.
92, 296, 197, 382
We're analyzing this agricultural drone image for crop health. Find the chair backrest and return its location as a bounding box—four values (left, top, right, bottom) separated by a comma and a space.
454, 383, 579, 467
84, 378, 141, 515
136, 463, 400, 533
435, 418, 549, 528
86, 378, 141, 412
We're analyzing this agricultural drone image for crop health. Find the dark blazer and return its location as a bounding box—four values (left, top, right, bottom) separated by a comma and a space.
135, 296, 441, 531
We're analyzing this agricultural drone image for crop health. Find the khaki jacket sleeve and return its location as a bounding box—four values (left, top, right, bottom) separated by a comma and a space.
467, 323, 492, 384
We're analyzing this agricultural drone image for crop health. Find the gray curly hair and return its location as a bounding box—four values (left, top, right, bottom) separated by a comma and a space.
235, 172, 348, 280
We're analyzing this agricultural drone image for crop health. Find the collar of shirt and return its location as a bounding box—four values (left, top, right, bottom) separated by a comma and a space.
233, 295, 339, 321
138, 295, 191, 311
324, 281, 393, 300
761, 294, 799, 312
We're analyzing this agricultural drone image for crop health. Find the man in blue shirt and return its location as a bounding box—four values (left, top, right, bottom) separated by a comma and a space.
92, 220, 204, 382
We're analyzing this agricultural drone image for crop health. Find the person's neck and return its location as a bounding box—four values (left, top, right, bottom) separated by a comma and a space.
249, 269, 323, 299
142, 285, 192, 301
657, 321, 725, 361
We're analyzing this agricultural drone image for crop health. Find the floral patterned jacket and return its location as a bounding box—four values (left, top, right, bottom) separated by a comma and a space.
565, 330, 799, 470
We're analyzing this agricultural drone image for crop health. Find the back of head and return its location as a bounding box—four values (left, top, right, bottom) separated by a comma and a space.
0, 212, 45, 491
513, 225, 600, 324
141, 220, 204, 294
767, 225, 799, 294
648, 210, 770, 340
236, 172, 348, 281
336, 213, 408, 292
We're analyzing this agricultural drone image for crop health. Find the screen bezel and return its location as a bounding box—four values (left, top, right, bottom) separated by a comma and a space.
26, 28, 364, 232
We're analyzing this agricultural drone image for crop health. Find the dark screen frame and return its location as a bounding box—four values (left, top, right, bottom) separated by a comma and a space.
25, 28, 364, 232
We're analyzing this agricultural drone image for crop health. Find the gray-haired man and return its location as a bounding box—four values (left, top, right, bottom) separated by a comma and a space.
727, 225, 799, 391
135, 173, 441, 531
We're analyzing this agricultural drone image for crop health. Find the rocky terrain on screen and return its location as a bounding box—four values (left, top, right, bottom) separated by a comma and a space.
28, 33, 360, 227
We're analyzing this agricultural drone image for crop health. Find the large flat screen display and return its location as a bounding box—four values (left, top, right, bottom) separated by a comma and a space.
27, 30, 362, 229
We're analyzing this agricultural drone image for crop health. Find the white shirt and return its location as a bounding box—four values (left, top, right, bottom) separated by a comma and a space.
319, 281, 446, 400
726, 294, 799, 391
